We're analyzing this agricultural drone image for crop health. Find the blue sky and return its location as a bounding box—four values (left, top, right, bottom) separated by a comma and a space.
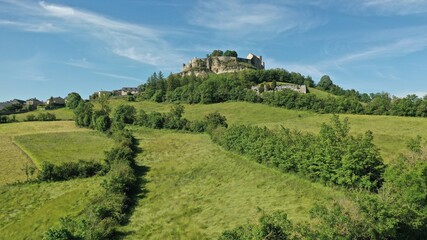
1, 0, 427, 101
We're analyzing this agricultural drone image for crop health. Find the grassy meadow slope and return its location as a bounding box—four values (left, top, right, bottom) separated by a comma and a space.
0, 121, 111, 239
106, 99, 427, 162
11, 99, 426, 161
14, 131, 114, 167
0, 177, 103, 239
0, 121, 88, 184
121, 127, 348, 239
0, 135, 34, 185
13, 107, 74, 121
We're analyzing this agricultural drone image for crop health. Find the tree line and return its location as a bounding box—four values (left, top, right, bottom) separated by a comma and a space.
44, 94, 140, 239
211, 115, 384, 191
134, 70, 427, 118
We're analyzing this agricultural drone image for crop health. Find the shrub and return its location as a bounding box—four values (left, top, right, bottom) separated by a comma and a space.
112, 104, 136, 125
25, 114, 36, 121
91, 110, 111, 132
38, 160, 102, 182
37, 112, 56, 121
204, 111, 228, 132
0, 115, 9, 123
219, 211, 294, 240
104, 146, 135, 166
101, 162, 136, 194
146, 112, 165, 129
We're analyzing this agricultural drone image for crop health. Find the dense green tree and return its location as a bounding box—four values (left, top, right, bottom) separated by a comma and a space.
73, 101, 93, 127
66, 92, 82, 109
92, 110, 111, 132
318, 75, 333, 90
210, 49, 224, 56
98, 93, 111, 115
223, 50, 238, 57
112, 104, 136, 125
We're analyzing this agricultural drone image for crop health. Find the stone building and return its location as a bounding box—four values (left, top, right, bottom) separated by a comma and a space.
252, 84, 307, 94
182, 53, 265, 76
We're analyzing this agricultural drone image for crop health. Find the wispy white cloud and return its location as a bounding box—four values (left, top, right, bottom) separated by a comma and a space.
328, 36, 427, 67
0, 19, 62, 32
189, 0, 323, 37
93, 71, 142, 82
361, 0, 427, 15
0, 1, 185, 68
65, 58, 96, 69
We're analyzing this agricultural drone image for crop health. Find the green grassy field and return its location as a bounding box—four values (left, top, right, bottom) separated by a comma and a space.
14, 131, 114, 167
0, 135, 34, 185
0, 121, 111, 238
307, 87, 338, 99
0, 177, 103, 239
105, 99, 427, 162
13, 107, 74, 121
11, 100, 426, 161
0, 121, 109, 184
121, 127, 348, 239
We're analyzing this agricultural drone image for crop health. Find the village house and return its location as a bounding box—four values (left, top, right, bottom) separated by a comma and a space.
46, 97, 65, 106
26, 98, 43, 110
0, 99, 25, 111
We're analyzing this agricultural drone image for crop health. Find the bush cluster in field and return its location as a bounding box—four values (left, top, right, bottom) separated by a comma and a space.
38, 160, 102, 182
25, 112, 57, 121
211, 115, 384, 191
220, 143, 427, 239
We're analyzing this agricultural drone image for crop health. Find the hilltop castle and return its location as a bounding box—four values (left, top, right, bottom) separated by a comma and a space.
182, 53, 265, 76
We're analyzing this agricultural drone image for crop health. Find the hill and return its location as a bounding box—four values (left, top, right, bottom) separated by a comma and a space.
2, 98, 427, 238
120, 127, 348, 239
103, 99, 426, 162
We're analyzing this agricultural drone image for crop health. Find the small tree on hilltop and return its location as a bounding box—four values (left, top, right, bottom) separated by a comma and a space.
224, 50, 238, 57
318, 75, 333, 90
211, 50, 224, 57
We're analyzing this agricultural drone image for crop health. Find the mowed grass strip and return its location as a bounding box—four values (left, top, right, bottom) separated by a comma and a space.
14, 131, 114, 167
121, 128, 347, 239
0, 177, 103, 239
0, 136, 35, 185
13, 107, 74, 122
0, 121, 87, 136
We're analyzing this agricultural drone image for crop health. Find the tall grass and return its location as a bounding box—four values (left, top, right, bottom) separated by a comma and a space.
121, 127, 348, 239
0, 177, 103, 239
14, 131, 114, 167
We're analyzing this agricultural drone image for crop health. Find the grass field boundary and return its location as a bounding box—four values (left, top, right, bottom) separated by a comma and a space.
12, 137, 41, 169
